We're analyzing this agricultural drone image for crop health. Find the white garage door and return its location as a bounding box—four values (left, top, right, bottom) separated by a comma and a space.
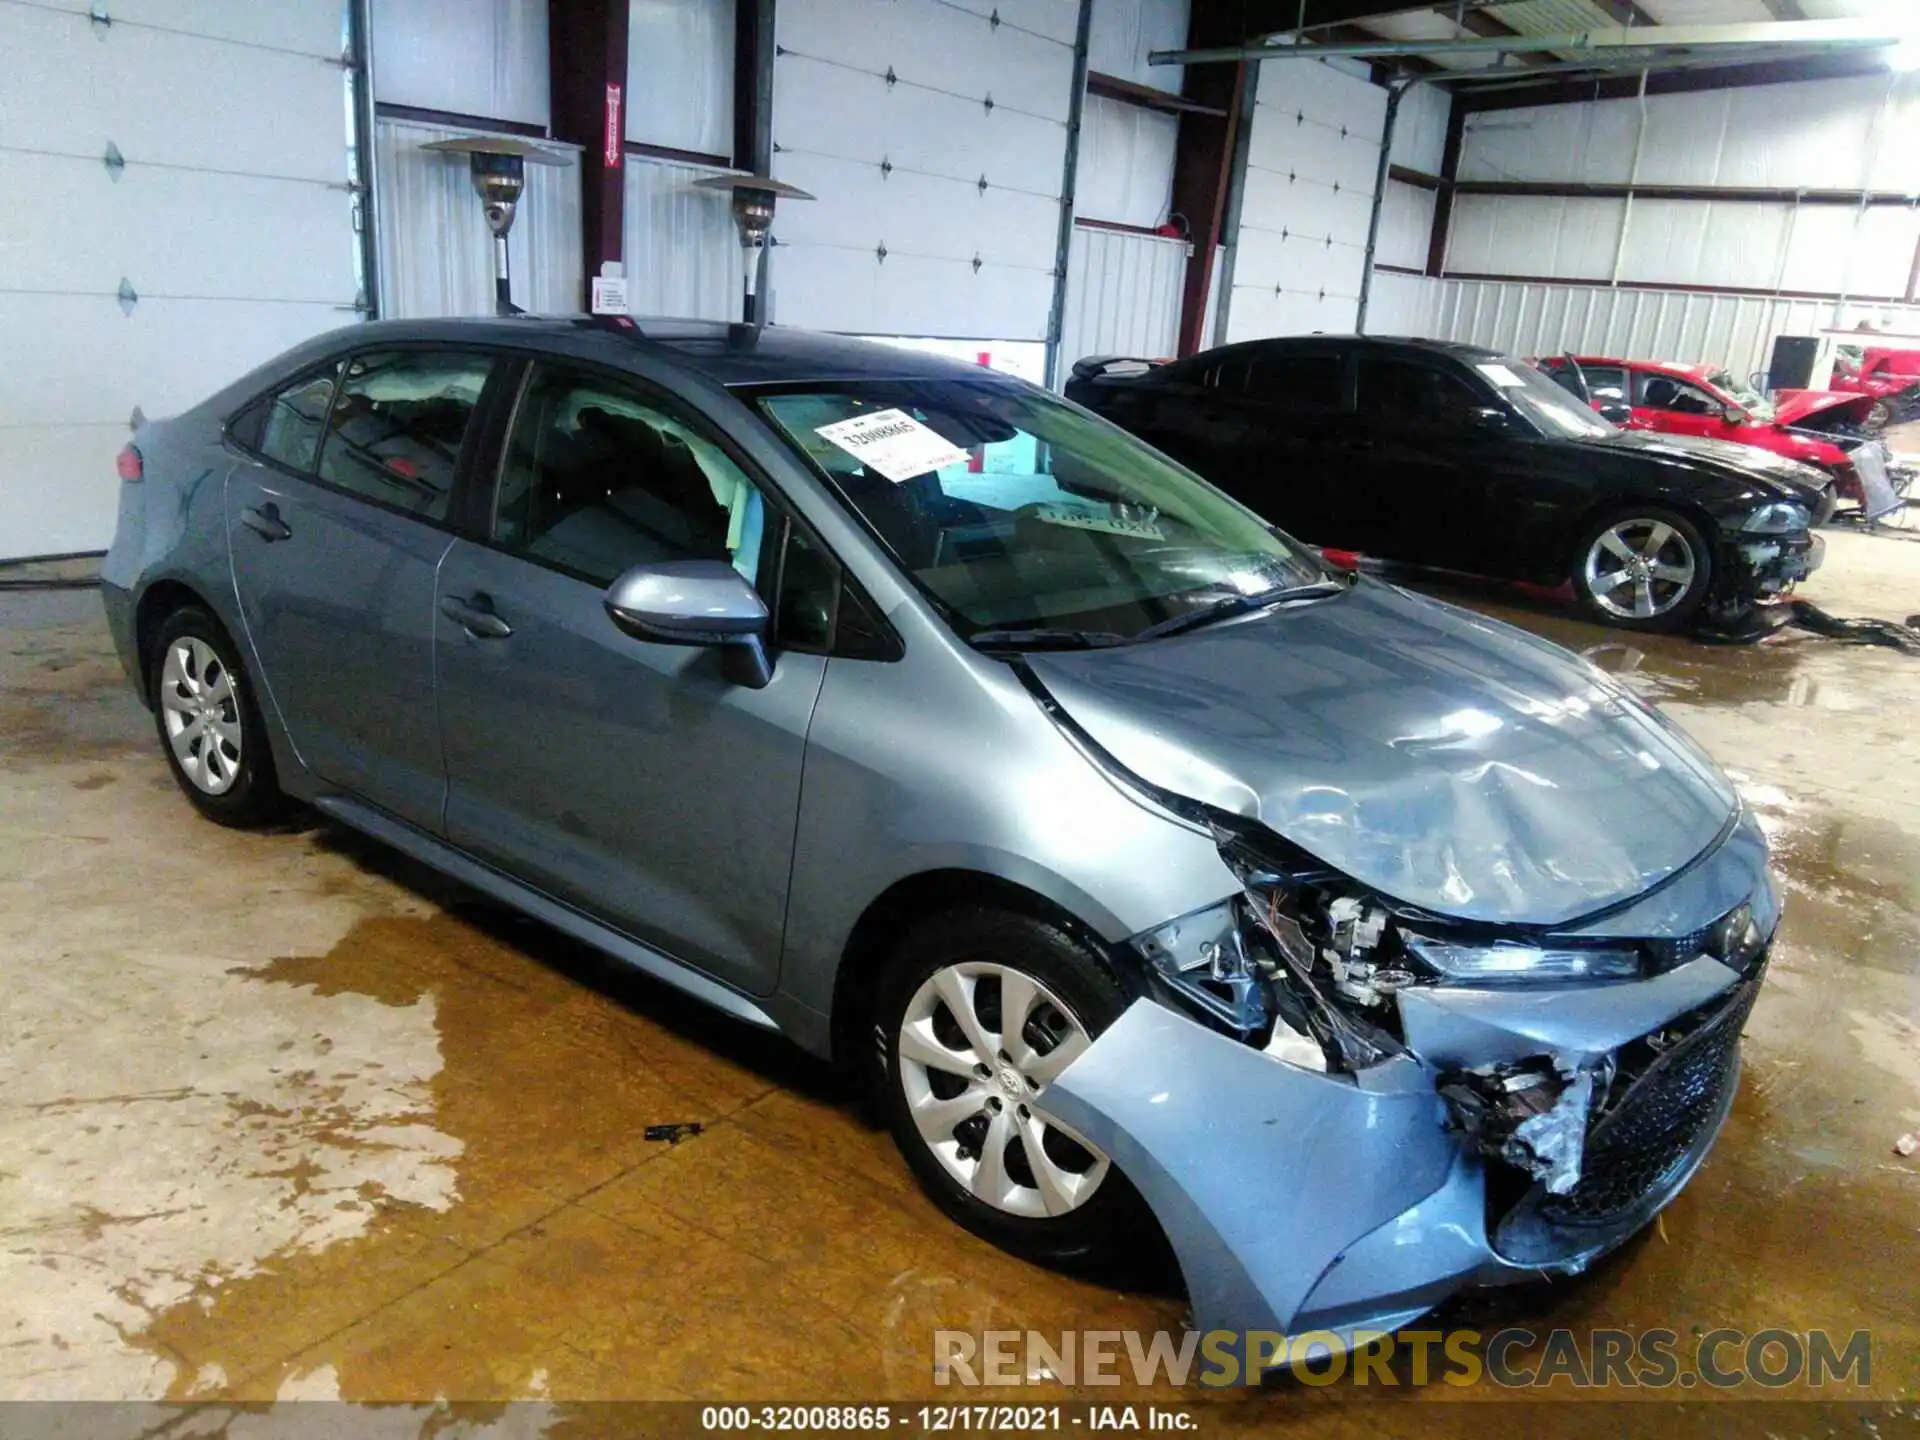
767, 0, 1078, 341
1226, 57, 1386, 343
1, 0, 359, 560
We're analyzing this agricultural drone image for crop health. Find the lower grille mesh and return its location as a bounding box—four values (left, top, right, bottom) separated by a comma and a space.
1536, 980, 1757, 1226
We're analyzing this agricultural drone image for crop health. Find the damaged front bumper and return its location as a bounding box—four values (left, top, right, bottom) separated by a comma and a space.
1034, 809, 1777, 1350
1718, 529, 1823, 609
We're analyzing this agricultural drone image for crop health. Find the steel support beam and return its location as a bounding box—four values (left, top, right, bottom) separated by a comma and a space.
735, 0, 774, 173
1152, 19, 1910, 69
1355, 80, 1405, 334
1045, 0, 1095, 388
548, 0, 630, 288
1168, 7, 1252, 356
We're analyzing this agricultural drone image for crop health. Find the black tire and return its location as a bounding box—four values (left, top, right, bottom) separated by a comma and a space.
1570, 506, 1713, 633
148, 605, 288, 828
875, 908, 1163, 1275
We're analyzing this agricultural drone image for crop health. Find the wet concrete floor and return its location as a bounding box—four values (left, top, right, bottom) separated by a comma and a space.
2, 530, 1918, 1434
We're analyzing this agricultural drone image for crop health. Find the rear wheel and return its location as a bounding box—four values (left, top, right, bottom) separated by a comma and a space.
876, 909, 1160, 1272
150, 606, 287, 827
1572, 508, 1712, 632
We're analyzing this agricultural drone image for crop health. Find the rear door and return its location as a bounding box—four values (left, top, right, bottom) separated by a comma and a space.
224, 347, 501, 830
433, 361, 829, 996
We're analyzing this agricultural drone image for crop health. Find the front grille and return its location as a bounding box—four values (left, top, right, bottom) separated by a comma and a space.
1534, 980, 1757, 1226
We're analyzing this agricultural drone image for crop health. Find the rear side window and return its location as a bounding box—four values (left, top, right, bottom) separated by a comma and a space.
1238, 354, 1344, 411
1356, 358, 1488, 430
1543, 362, 1628, 405
231, 365, 341, 473
314, 350, 493, 522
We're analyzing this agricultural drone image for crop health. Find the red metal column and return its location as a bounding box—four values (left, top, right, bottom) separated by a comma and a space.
1169, 6, 1248, 357
548, 0, 630, 286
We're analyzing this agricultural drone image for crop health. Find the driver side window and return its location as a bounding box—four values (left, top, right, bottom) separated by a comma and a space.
492, 365, 766, 588
1639, 373, 1717, 416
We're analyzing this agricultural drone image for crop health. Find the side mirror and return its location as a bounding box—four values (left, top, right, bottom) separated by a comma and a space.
1721, 404, 1749, 425
1597, 402, 1633, 425
603, 559, 773, 688
1467, 406, 1511, 434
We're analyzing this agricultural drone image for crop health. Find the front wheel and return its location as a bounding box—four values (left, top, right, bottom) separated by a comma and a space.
875, 909, 1161, 1272
1572, 508, 1712, 632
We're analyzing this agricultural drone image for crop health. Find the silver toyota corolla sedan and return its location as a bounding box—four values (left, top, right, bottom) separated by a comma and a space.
102, 316, 1775, 1355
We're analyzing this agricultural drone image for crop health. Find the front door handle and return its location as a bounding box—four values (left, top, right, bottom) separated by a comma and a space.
239, 503, 292, 542
440, 593, 513, 639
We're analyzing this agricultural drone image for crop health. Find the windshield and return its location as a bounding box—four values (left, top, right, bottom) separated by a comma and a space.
756, 380, 1329, 643
1482, 358, 1617, 438
1705, 368, 1774, 420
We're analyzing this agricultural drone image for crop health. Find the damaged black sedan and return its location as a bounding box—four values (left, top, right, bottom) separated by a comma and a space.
1066, 335, 1825, 633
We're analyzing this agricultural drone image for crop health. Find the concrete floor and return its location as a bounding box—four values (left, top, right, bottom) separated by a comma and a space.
3, 529, 1919, 1431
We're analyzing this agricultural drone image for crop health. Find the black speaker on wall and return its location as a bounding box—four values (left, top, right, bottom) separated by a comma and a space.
1767, 335, 1820, 390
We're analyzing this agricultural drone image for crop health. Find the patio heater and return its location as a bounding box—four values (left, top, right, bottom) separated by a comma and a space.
691, 174, 815, 326
420, 135, 572, 316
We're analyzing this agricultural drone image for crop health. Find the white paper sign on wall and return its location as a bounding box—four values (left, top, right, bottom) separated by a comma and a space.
814, 409, 971, 482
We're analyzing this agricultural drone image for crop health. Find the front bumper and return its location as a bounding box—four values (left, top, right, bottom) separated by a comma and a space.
1723, 529, 1823, 603
1035, 834, 1776, 1353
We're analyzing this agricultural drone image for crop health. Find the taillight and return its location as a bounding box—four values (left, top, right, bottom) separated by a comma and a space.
116, 443, 143, 482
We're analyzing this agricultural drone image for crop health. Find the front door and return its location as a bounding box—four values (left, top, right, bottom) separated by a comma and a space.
1339, 355, 1518, 574
224, 348, 497, 830
434, 362, 826, 996
1633, 370, 1726, 439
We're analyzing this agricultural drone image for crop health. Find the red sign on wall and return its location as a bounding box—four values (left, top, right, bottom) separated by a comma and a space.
604, 83, 624, 169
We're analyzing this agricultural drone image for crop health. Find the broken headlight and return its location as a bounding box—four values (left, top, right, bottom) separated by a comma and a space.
1401, 935, 1641, 984
1739, 501, 1810, 534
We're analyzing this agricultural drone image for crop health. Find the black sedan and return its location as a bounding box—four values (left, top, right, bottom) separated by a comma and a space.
1066, 336, 1825, 632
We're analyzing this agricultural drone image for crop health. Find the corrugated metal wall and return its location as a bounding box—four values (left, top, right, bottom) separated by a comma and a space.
1431, 278, 1920, 382
622, 157, 739, 321
1058, 225, 1186, 374
1450, 72, 1920, 300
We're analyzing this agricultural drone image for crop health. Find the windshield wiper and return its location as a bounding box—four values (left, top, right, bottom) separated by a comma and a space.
967, 626, 1132, 651
1131, 577, 1352, 644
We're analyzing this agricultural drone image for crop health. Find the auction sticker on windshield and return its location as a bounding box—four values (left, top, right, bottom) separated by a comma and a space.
1476, 363, 1526, 388
815, 408, 972, 482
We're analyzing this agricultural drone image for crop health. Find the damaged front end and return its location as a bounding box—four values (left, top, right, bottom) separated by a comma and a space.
1706, 515, 1824, 629
1036, 812, 1777, 1345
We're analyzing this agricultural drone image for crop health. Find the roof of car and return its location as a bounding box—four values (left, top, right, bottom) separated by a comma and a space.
1207, 334, 1505, 361
1564, 355, 1717, 381
331, 314, 994, 387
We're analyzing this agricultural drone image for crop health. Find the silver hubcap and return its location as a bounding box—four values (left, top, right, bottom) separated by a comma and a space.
897, 962, 1109, 1219
1584, 520, 1697, 619
159, 638, 243, 795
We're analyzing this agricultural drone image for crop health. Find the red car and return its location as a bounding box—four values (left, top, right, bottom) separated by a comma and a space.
1536, 354, 1896, 523
1830, 346, 1920, 425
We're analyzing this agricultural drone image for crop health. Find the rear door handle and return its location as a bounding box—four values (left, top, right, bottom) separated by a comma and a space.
440, 593, 513, 639
239, 503, 292, 542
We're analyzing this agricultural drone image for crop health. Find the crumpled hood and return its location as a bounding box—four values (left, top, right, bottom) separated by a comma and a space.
1027, 581, 1738, 928
1586, 430, 1827, 498
1771, 388, 1873, 428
